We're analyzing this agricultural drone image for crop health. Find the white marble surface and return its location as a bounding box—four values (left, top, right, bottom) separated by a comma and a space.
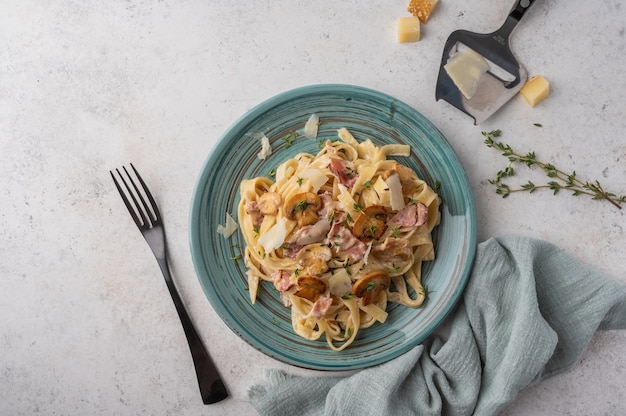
1, 1, 625, 415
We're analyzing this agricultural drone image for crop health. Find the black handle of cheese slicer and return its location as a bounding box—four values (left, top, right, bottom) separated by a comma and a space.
497, 0, 537, 39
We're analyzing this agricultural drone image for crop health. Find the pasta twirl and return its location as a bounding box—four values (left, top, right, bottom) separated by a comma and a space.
238, 128, 440, 350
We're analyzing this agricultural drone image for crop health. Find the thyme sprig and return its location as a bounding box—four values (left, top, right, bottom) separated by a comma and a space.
483, 130, 625, 210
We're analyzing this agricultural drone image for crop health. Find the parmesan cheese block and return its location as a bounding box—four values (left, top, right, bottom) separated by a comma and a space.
407, 0, 439, 24
519, 75, 550, 107
444, 48, 490, 99
397, 16, 421, 43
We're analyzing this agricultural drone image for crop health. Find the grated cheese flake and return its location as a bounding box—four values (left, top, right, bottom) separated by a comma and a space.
329, 269, 353, 298
363, 241, 373, 265
258, 217, 288, 252
299, 167, 329, 193
386, 174, 406, 211
303, 114, 319, 139
217, 212, 239, 238
257, 133, 272, 160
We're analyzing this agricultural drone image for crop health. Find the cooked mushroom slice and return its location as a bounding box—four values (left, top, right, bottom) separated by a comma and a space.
296, 244, 332, 276
372, 237, 412, 265
352, 205, 389, 241
257, 192, 282, 215
352, 271, 391, 306
283, 192, 322, 227
294, 275, 327, 302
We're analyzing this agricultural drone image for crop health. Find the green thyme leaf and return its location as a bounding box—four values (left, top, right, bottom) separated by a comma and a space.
483, 130, 625, 210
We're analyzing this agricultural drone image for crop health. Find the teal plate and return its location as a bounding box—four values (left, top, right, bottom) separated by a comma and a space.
190, 84, 476, 371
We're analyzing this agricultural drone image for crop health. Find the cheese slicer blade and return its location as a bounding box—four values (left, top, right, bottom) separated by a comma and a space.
435, 0, 537, 124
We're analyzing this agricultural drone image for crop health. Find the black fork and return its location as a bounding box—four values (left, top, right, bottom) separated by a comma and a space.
110, 164, 228, 404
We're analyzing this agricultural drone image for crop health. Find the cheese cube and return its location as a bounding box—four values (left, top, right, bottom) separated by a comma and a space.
520, 75, 550, 107
408, 0, 439, 24
397, 16, 421, 43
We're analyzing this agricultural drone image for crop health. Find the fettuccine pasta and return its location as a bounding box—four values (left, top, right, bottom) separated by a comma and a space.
238, 127, 440, 350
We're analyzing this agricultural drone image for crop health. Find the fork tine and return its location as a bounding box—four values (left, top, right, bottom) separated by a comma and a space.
110, 169, 143, 227
122, 166, 154, 227
130, 163, 161, 223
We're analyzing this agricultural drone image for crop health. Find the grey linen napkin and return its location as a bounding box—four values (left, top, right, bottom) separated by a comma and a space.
248, 236, 626, 416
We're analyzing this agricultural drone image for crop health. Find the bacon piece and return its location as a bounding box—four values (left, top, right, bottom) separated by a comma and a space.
319, 192, 347, 224
272, 270, 292, 292
311, 296, 333, 319
327, 223, 368, 262
280, 291, 292, 307
280, 243, 302, 259
288, 220, 331, 246
257, 192, 281, 215
329, 158, 358, 188
390, 202, 428, 227
245, 201, 264, 229
324, 142, 338, 155
246, 192, 282, 224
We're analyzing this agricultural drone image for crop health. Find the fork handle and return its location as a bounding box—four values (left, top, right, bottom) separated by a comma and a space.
157, 258, 229, 404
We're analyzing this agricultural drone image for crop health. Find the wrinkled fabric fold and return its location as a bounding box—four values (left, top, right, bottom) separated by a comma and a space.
249, 236, 626, 416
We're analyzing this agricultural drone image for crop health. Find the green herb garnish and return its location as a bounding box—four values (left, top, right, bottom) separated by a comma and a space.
483, 129, 625, 209
230, 254, 242, 266
282, 131, 297, 147
295, 200, 308, 211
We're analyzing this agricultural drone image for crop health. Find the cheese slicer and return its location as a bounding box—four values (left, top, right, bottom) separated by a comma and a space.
435, 0, 537, 124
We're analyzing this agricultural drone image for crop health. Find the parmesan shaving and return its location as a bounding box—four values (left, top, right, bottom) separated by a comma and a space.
444, 48, 489, 100
258, 217, 287, 252
337, 188, 360, 219
217, 212, 238, 237
329, 269, 353, 298
303, 114, 319, 139
372, 176, 391, 205
257, 133, 272, 160
298, 167, 328, 193
246, 271, 260, 304
386, 174, 406, 211
363, 241, 373, 265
